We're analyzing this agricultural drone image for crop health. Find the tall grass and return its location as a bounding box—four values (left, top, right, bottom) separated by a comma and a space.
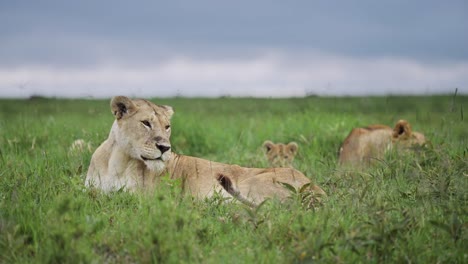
0, 95, 466, 263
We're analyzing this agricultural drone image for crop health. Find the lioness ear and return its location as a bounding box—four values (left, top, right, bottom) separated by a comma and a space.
160, 105, 174, 119
111, 96, 137, 120
393, 120, 412, 139
287, 142, 298, 154
263, 140, 274, 153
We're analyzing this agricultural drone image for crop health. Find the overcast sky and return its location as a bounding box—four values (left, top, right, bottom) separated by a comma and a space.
0, 0, 467, 98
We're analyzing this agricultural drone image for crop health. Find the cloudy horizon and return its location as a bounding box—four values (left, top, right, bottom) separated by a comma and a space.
1, 1, 467, 98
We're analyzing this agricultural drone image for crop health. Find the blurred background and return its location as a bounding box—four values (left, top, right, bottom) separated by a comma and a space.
0, 0, 467, 98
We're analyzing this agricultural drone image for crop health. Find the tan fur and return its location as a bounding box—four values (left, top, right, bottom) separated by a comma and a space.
85, 96, 326, 206
338, 120, 426, 167
263, 141, 298, 167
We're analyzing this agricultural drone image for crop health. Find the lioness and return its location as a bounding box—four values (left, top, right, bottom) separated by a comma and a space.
263, 140, 298, 167
85, 96, 326, 206
338, 120, 426, 167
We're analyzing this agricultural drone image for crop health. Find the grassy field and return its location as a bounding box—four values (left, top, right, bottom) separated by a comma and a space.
0, 95, 467, 263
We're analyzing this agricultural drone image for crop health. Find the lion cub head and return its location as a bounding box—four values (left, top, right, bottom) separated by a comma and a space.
263, 140, 298, 167
111, 96, 174, 174
339, 119, 427, 167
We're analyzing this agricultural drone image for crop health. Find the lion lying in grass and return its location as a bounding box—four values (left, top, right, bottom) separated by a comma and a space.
338, 120, 427, 167
263, 141, 298, 167
85, 96, 326, 206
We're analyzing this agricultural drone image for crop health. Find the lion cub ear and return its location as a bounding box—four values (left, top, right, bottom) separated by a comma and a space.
110, 96, 137, 120
287, 142, 298, 154
393, 120, 412, 139
263, 140, 275, 153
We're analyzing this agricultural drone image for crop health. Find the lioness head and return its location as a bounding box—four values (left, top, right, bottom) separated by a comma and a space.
111, 96, 174, 174
391, 119, 426, 149
263, 140, 298, 167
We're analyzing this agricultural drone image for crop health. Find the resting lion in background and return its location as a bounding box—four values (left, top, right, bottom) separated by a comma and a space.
263, 141, 298, 167
338, 120, 427, 167
85, 96, 326, 206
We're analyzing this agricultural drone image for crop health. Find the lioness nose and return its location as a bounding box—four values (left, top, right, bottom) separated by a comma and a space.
157, 144, 171, 154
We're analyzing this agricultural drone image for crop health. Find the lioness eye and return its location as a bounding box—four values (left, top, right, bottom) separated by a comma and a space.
142, 120, 151, 128
165, 125, 171, 130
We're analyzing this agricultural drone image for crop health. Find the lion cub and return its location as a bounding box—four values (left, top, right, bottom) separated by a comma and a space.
263, 141, 298, 167
338, 120, 426, 167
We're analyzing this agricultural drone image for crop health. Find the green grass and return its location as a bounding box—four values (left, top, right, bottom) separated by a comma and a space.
0, 95, 467, 263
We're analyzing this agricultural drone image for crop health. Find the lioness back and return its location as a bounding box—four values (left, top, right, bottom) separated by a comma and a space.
86, 96, 326, 207
338, 120, 426, 167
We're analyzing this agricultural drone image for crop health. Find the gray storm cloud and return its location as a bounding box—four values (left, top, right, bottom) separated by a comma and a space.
0, 1, 467, 97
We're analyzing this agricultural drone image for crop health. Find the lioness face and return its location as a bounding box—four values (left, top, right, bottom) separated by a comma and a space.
391, 120, 427, 150
111, 96, 174, 173
263, 141, 298, 167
